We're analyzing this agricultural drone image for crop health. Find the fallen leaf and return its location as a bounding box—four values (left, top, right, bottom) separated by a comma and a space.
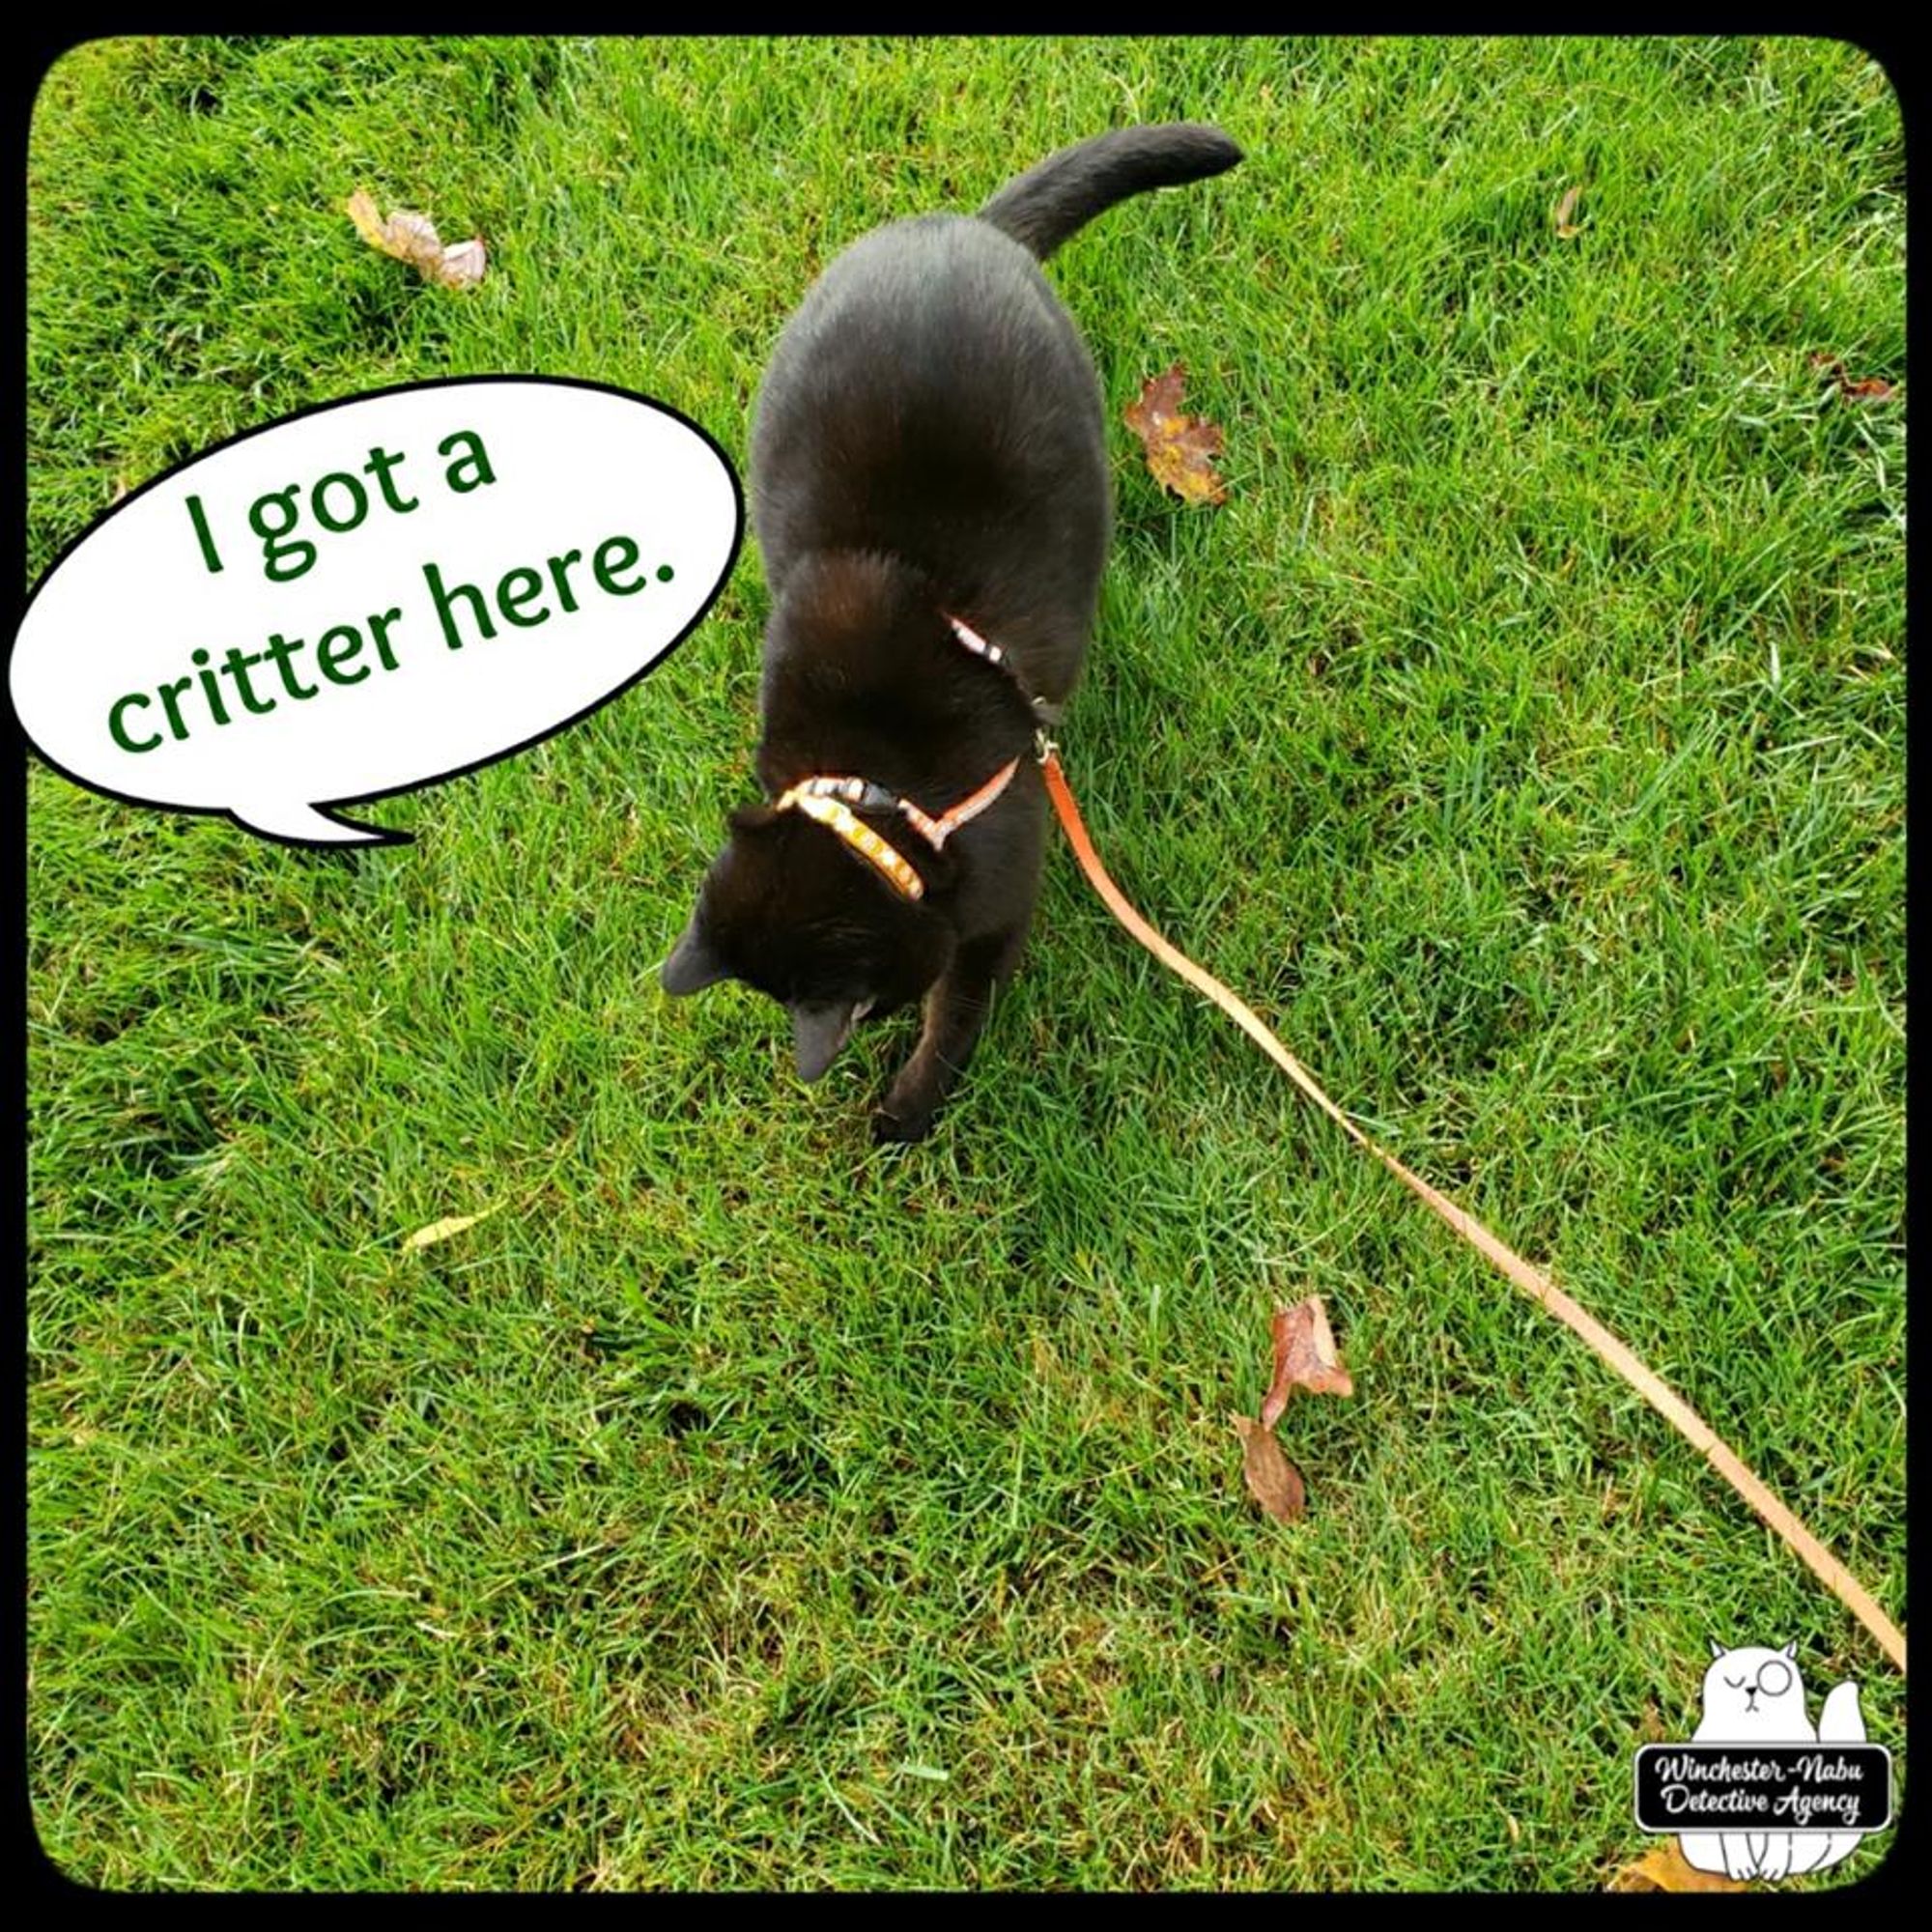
402, 1203, 504, 1251
347, 187, 488, 290
345, 186, 392, 252
1261, 1295, 1354, 1428
1608, 1842, 1747, 1893
110, 474, 129, 504
383, 210, 446, 276
437, 237, 488, 290
1810, 352, 1895, 402
1124, 363, 1229, 506
1552, 185, 1584, 239
1234, 1414, 1307, 1523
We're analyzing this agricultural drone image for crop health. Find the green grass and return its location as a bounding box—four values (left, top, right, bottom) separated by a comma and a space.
26, 36, 1904, 1890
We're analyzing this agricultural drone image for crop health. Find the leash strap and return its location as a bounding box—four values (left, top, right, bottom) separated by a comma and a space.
1040, 747, 1906, 1675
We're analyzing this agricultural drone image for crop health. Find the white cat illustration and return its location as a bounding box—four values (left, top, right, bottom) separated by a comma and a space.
1678, 1640, 1866, 1881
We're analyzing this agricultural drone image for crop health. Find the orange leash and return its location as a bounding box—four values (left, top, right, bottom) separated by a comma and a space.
1040, 749, 1905, 1674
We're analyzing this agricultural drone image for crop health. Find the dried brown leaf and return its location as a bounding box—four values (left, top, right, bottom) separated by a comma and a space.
1552, 185, 1584, 239
437, 237, 489, 290
1123, 363, 1229, 506
1261, 1295, 1354, 1428
384, 209, 447, 275
1234, 1414, 1307, 1523
1810, 353, 1896, 402
1608, 1842, 1747, 1893
347, 188, 487, 289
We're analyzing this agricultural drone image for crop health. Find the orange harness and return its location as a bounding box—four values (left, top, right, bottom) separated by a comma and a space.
769, 615, 1040, 899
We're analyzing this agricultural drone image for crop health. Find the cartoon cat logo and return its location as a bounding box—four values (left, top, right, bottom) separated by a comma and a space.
1678, 1640, 1866, 1881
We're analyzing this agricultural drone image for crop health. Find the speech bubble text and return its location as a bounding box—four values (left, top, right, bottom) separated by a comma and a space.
12, 379, 743, 845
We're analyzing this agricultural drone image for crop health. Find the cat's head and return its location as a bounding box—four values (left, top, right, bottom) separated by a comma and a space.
661, 803, 956, 1080
1699, 1641, 1807, 1732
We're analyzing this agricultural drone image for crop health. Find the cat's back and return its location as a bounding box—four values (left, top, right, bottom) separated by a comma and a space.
750, 213, 1109, 601
756, 213, 1089, 425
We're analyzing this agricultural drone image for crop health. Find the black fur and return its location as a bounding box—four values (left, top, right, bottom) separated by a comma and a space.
664, 126, 1242, 1141
979, 123, 1244, 261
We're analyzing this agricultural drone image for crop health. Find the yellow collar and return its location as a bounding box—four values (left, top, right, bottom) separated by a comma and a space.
774, 783, 928, 899
773, 758, 1022, 900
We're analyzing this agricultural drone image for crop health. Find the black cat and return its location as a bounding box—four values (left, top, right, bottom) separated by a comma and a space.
663, 125, 1242, 1141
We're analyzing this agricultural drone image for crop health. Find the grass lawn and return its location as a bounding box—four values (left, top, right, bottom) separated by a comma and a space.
24, 36, 1904, 1889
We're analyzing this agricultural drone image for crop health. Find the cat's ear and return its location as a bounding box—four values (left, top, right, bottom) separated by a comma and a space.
661, 920, 727, 996
791, 1001, 859, 1083
1711, 1638, 1727, 1661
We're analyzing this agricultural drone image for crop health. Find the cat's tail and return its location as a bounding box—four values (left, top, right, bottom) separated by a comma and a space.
978, 125, 1242, 261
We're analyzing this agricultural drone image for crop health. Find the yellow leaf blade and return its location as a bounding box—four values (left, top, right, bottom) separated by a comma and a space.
402, 1203, 504, 1252
345, 187, 391, 252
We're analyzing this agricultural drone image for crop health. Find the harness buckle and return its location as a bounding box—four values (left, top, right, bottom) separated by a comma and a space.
1034, 728, 1060, 766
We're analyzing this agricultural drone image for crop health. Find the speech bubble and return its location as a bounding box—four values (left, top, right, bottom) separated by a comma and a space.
11, 377, 743, 846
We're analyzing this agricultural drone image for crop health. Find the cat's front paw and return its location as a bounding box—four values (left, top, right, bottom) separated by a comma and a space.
871, 1098, 936, 1145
